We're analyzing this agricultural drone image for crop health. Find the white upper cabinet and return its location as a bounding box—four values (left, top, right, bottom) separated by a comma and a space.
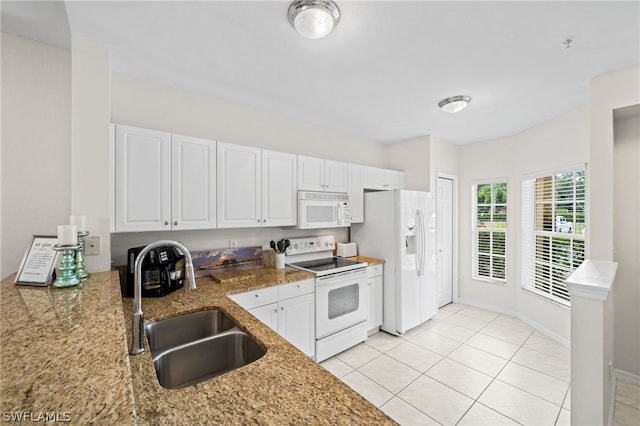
113, 125, 217, 232
364, 166, 405, 190
298, 155, 348, 193
217, 142, 262, 228
348, 164, 364, 223
114, 125, 172, 232
171, 135, 217, 230
262, 149, 298, 226
217, 143, 297, 228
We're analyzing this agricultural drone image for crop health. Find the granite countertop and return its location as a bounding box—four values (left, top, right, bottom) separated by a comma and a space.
1, 256, 393, 424
1, 271, 135, 424
347, 255, 385, 265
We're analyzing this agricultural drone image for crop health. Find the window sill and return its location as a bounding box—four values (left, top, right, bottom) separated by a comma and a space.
472, 276, 507, 286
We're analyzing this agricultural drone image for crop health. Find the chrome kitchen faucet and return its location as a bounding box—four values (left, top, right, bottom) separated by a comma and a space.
130, 240, 197, 355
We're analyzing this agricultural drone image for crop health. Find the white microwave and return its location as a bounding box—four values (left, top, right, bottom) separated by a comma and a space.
296, 191, 350, 229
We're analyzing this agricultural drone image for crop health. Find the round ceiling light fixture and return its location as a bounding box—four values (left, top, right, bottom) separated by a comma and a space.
438, 95, 472, 113
288, 0, 340, 39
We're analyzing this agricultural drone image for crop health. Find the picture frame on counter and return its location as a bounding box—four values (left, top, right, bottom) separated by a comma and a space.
14, 235, 59, 287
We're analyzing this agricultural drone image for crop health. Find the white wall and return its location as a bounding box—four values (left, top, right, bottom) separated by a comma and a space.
457, 105, 590, 342
1, 33, 71, 279
613, 113, 640, 376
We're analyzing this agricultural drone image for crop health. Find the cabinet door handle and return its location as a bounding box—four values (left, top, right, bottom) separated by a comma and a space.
280, 307, 284, 311
164, 221, 169, 226
255, 294, 259, 298
174, 221, 178, 226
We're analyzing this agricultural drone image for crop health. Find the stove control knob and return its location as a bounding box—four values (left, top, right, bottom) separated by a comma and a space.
294, 243, 299, 249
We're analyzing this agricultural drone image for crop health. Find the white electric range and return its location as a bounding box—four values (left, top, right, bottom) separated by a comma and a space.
285, 236, 368, 362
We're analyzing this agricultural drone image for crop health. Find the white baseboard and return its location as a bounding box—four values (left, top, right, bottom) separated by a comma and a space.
608, 369, 640, 426
456, 297, 570, 348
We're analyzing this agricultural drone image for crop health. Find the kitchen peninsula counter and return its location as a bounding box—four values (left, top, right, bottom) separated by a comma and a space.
1, 267, 395, 424
1, 271, 135, 424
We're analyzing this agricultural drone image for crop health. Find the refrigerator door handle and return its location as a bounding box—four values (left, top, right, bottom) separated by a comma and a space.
415, 209, 425, 276
418, 209, 426, 276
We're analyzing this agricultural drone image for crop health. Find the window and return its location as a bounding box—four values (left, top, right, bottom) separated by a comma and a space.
522, 168, 586, 306
472, 181, 507, 282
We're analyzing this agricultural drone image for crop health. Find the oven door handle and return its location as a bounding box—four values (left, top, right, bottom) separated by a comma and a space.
316, 269, 367, 285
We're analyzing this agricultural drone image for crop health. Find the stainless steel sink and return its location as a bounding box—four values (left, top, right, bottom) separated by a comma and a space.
144, 309, 266, 389
145, 309, 237, 353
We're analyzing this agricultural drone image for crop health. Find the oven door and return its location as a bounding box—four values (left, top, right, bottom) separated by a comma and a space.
316, 268, 367, 339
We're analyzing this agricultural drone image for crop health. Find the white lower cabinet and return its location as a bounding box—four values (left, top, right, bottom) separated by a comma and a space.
367, 264, 383, 334
231, 279, 315, 358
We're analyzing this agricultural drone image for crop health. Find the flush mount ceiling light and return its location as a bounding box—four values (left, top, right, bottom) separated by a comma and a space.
288, 0, 340, 39
438, 95, 472, 113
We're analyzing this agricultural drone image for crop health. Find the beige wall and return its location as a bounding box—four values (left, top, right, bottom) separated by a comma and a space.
108, 72, 393, 263
613, 113, 640, 376
588, 66, 640, 423
388, 135, 430, 191
111, 73, 389, 165
1, 33, 71, 279
457, 105, 590, 343
71, 36, 112, 271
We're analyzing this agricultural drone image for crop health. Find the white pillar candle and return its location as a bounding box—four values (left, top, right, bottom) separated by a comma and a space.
70, 215, 87, 232
58, 225, 77, 245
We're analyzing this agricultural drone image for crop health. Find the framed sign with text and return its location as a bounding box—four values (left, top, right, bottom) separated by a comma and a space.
14, 235, 59, 286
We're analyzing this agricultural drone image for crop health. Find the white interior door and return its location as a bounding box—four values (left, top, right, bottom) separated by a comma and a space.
437, 177, 454, 307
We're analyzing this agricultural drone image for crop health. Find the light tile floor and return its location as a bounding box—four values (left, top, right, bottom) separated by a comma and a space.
613, 377, 640, 426
320, 303, 572, 425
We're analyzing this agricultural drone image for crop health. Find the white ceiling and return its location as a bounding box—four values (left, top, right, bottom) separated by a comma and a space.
3, 1, 639, 144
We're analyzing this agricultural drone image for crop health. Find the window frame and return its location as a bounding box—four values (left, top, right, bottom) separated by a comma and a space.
472, 179, 508, 283
521, 166, 586, 307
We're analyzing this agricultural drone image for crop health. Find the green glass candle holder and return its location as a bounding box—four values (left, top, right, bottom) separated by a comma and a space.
52, 244, 81, 288
75, 231, 91, 280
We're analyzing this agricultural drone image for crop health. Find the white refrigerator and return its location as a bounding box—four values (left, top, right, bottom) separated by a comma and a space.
352, 189, 437, 335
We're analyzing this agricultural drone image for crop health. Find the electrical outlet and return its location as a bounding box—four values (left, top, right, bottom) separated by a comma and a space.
229, 240, 238, 249
84, 236, 100, 256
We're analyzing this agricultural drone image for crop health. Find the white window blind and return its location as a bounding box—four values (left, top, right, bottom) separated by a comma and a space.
521, 168, 586, 306
472, 181, 507, 282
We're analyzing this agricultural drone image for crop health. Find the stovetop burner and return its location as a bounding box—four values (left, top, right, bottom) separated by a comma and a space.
289, 257, 363, 273
284, 236, 367, 277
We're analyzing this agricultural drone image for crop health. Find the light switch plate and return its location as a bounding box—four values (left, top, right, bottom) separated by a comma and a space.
84, 236, 101, 256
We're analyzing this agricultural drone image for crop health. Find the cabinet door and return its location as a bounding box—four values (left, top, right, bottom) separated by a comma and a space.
217, 142, 261, 228
171, 135, 216, 230
249, 303, 279, 333
348, 164, 364, 223
387, 170, 405, 190
363, 166, 386, 190
114, 125, 171, 232
297, 155, 325, 191
325, 160, 348, 193
368, 275, 383, 330
278, 293, 315, 358
262, 150, 297, 226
